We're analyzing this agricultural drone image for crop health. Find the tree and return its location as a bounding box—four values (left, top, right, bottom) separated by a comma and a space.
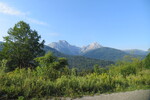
71, 68, 77, 76
34, 52, 68, 80
93, 64, 99, 73
34, 52, 68, 70
0, 21, 45, 71
93, 64, 106, 74
144, 53, 150, 69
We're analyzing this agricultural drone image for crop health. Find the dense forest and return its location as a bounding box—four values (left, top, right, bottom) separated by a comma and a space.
44, 45, 114, 69
0, 21, 150, 100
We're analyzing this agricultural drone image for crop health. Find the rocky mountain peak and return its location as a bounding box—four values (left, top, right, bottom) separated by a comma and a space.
81, 42, 102, 53
89, 42, 102, 48
59, 40, 68, 44
48, 40, 103, 55
48, 40, 81, 55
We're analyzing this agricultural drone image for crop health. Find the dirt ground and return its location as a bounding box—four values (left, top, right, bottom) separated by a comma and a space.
73, 89, 150, 100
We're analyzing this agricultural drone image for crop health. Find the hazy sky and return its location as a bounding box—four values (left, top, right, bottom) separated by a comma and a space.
0, 0, 149, 50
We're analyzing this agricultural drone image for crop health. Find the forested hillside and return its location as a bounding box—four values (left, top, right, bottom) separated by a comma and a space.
82, 47, 145, 61
44, 45, 114, 69
82, 47, 129, 61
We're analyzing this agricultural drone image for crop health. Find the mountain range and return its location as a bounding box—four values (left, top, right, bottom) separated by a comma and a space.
48, 40, 81, 55
48, 40, 149, 60
123, 49, 149, 56
0, 41, 149, 69
48, 40, 103, 55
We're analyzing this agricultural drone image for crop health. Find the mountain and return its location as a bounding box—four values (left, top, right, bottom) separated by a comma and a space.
0, 43, 113, 69
48, 40, 147, 61
48, 40, 81, 55
48, 40, 102, 55
81, 42, 102, 53
48, 40, 129, 61
82, 47, 130, 61
43, 45, 65, 57
44, 45, 114, 69
124, 49, 149, 56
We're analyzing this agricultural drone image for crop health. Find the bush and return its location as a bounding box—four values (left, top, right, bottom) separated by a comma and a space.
144, 53, 150, 69
0, 56, 150, 99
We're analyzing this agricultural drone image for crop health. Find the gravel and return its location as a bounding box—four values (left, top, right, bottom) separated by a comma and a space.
73, 89, 150, 100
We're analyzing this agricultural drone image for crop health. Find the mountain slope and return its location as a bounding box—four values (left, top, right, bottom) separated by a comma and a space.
82, 47, 129, 61
81, 42, 102, 53
47, 40, 146, 61
48, 40, 103, 55
67, 56, 114, 69
124, 49, 149, 56
44, 45, 114, 69
43, 45, 65, 57
48, 40, 81, 55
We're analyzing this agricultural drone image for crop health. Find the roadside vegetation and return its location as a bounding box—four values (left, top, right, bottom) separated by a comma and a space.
0, 21, 150, 100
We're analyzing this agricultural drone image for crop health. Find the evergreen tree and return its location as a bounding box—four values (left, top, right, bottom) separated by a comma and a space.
0, 21, 45, 71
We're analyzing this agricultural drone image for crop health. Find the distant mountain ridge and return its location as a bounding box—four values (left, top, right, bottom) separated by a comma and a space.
82, 47, 128, 61
123, 49, 149, 56
44, 45, 114, 69
48, 40, 103, 55
0, 40, 148, 63
48, 40, 81, 55
81, 42, 103, 53
48, 40, 148, 61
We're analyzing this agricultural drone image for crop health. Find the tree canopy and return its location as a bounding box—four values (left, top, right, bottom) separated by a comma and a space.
34, 52, 68, 70
0, 21, 45, 71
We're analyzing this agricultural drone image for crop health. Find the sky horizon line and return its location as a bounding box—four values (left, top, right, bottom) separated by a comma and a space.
0, 0, 149, 51
0, 37, 149, 51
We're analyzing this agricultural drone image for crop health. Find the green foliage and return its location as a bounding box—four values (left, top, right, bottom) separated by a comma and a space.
82, 47, 129, 61
35, 52, 68, 71
0, 21, 149, 99
120, 65, 136, 77
0, 59, 8, 73
0, 21, 45, 71
67, 56, 114, 70
71, 68, 77, 76
34, 52, 56, 67
144, 53, 150, 69
0, 56, 150, 99
93, 64, 107, 74
93, 64, 99, 73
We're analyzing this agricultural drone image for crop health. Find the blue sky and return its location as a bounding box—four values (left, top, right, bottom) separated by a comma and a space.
0, 0, 149, 50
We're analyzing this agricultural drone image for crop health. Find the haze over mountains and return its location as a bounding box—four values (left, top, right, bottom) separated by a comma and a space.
48, 40, 149, 58
123, 49, 149, 56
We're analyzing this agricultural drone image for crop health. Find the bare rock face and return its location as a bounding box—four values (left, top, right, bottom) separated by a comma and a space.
48, 40, 81, 55
81, 42, 102, 53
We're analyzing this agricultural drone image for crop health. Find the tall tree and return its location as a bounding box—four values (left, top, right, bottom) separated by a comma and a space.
0, 21, 45, 71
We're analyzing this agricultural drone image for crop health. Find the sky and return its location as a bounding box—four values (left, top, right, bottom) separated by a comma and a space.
0, 0, 149, 50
